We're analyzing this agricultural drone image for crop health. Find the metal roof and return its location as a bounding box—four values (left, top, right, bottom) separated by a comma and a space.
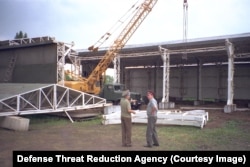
77, 33, 250, 66
0, 36, 56, 50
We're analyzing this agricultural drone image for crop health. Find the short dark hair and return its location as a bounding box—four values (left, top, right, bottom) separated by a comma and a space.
147, 90, 155, 97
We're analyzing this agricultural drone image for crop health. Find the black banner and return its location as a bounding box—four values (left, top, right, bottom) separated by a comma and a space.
13, 151, 249, 167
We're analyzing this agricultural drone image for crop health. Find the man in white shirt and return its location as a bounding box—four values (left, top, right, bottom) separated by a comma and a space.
144, 90, 159, 147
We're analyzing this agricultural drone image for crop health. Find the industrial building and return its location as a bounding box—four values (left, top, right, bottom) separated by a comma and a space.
78, 33, 250, 112
0, 33, 250, 119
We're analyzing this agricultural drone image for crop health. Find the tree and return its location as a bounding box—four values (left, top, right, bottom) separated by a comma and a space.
24, 33, 28, 38
14, 31, 28, 39
104, 75, 114, 84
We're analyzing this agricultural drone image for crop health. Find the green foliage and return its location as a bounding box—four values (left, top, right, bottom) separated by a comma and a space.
15, 31, 28, 39
104, 75, 114, 84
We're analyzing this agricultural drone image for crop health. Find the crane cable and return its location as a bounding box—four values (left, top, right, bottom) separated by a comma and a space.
182, 0, 188, 60
180, 0, 188, 97
88, 0, 141, 52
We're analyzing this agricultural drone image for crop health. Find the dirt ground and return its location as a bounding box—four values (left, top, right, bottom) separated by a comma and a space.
1, 104, 250, 166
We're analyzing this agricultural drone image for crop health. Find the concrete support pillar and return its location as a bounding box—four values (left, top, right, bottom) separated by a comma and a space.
224, 39, 236, 113
1, 116, 30, 131
158, 46, 175, 109
113, 54, 120, 83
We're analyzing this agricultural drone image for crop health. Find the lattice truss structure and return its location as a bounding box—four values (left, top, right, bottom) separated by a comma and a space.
4, 36, 55, 46
0, 84, 106, 119
57, 41, 81, 85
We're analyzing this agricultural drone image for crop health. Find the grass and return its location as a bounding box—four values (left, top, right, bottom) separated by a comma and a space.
24, 114, 69, 129
22, 114, 250, 150
152, 120, 249, 150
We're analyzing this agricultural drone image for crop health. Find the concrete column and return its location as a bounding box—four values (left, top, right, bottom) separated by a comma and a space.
224, 39, 236, 113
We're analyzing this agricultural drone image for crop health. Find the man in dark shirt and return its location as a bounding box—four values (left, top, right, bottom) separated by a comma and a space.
120, 90, 136, 147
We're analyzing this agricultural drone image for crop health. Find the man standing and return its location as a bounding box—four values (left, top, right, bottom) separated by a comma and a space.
120, 90, 136, 147
144, 90, 159, 147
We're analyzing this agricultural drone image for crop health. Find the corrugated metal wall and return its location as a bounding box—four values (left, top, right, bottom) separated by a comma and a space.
125, 64, 250, 101
0, 44, 57, 83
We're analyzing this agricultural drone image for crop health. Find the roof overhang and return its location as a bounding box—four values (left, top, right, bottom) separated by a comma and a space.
77, 33, 250, 66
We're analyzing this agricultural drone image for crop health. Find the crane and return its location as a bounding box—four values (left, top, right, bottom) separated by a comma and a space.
64, 0, 158, 95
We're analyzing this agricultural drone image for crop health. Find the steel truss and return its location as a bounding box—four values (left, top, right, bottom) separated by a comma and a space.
5, 36, 55, 46
77, 46, 227, 61
0, 84, 107, 122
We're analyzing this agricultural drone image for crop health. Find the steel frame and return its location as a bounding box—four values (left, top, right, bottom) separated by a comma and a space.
57, 41, 77, 86
113, 54, 121, 83
159, 46, 170, 103
225, 39, 235, 105
77, 46, 227, 61
0, 84, 106, 121
7, 36, 55, 46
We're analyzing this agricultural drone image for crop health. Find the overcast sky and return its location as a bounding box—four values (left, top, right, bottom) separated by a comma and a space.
0, 0, 249, 49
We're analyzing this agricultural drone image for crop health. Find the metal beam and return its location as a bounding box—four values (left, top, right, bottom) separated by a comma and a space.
57, 42, 75, 86
77, 46, 226, 61
113, 54, 121, 83
159, 46, 170, 102
225, 39, 235, 105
